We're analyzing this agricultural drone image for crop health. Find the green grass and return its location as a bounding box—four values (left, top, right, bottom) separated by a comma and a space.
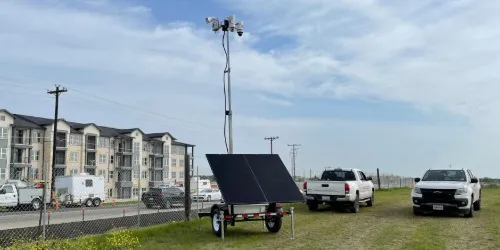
13, 188, 500, 249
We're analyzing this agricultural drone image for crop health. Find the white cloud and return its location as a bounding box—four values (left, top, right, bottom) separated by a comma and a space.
0, 0, 499, 177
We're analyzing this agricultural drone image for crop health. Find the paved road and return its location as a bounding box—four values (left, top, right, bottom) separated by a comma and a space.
0, 201, 217, 230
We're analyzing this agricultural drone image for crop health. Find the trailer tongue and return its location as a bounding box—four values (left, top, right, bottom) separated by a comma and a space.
197, 154, 304, 240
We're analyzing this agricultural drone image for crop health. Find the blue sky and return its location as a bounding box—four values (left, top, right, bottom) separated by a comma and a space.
1, 0, 500, 178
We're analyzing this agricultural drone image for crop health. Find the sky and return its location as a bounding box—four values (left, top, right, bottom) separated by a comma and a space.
0, 0, 499, 178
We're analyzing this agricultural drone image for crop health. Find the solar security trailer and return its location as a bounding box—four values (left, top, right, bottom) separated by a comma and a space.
198, 154, 305, 240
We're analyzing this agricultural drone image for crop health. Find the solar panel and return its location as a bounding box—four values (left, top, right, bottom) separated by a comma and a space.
206, 154, 305, 205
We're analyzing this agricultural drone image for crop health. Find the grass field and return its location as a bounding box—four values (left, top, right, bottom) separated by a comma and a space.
127, 188, 500, 250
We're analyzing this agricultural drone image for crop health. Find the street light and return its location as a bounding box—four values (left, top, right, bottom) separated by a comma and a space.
205, 15, 244, 154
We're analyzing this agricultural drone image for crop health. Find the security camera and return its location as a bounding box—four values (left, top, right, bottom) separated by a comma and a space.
205, 17, 216, 24
235, 21, 243, 37
227, 15, 236, 32
205, 17, 220, 32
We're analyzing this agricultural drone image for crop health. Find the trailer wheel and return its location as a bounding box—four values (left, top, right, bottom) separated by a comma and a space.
92, 198, 101, 207
31, 198, 42, 211
85, 199, 93, 207
211, 208, 227, 237
265, 215, 282, 233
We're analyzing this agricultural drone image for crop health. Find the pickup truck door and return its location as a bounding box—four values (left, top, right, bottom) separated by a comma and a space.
0, 185, 18, 207
356, 171, 370, 199
467, 170, 480, 200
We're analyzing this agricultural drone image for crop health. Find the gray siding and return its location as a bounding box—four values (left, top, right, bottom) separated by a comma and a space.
0, 139, 7, 169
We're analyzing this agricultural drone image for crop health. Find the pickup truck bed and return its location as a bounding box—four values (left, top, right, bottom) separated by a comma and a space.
304, 168, 375, 213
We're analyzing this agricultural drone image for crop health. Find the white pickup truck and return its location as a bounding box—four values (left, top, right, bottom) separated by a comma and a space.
303, 168, 375, 213
411, 168, 481, 218
0, 180, 49, 210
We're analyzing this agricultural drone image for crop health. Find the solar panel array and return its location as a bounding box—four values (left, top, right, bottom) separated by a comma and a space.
206, 154, 305, 205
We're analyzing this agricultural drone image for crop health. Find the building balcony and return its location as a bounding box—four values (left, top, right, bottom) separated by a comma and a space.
85, 142, 96, 151
10, 157, 31, 168
117, 147, 133, 155
148, 181, 163, 188
12, 138, 32, 148
116, 181, 133, 188
55, 139, 67, 150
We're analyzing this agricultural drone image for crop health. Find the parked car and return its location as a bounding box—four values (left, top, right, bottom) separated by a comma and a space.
192, 189, 221, 202
303, 168, 374, 213
411, 168, 481, 217
142, 187, 185, 209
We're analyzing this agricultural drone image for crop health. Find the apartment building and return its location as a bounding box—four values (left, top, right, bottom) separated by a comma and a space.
0, 109, 195, 199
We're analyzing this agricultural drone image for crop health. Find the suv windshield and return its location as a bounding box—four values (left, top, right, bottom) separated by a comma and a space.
422, 170, 467, 182
321, 170, 356, 181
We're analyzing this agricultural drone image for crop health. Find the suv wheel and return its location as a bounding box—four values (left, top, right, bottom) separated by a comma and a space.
473, 190, 481, 211
464, 196, 475, 218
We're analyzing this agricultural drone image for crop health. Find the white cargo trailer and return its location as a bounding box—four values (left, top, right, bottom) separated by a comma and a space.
55, 173, 105, 207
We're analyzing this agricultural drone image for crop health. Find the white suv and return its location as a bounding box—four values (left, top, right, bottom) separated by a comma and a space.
411, 168, 481, 218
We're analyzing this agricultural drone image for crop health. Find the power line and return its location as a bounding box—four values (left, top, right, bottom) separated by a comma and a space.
287, 144, 300, 181
264, 136, 279, 154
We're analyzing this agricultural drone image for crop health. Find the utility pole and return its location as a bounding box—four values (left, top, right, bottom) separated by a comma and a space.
264, 136, 279, 154
287, 144, 300, 181
47, 85, 67, 197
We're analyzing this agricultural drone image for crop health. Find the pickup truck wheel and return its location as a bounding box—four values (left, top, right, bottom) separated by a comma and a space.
211, 208, 227, 237
31, 198, 42, 211
367, 192, 374, 207
350, 194, 360, 213
265, 216, 283, 233
474, 191, 481, 211
465, 195, 475, 218
308, 202, 318, 211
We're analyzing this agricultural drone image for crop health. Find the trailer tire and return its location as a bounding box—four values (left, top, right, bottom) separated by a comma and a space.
31, 198, 42, 211
92, 198, 101, 207
85, 199, 93, 207
211, 207, 227, 237
265, 215, 283, 233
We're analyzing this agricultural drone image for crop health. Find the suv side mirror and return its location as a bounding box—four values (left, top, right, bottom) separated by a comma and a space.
367, 176, 373, 181
471, 178, 479, 184
414, 178, 421, 183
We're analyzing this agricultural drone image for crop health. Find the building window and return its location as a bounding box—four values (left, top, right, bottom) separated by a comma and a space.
143, 158, 147, 166
99, 154, 106, 164
163, 170, 168, 179
98, 137, 110, 148
0, 148, 7, 159
31, 150, 40, 161
133, 188, 138, 197
163, 158, 169, 166
69, 134, 82, 146
179, 159, 184, 167
172, 159, 176, 167
141, 188, 147, 194
32, 131, 42, 143
141, 171, 147, 179
98, 169, 107, 179
70, 169, 78, 176
28, 168, 38, 179
108, 189, 113, 198
110, 156, 114, 164
143, 143, 148, 152
133, 142, 140, 152
0, 128, 7, 139
172, 172, 176, 179
70, 152, 78, 163
0, 115, 5, 121
133, 170, 139, 179
133, 156, 139, 166
0, 168, 6, 180
179, 171, 184, 178
109, 170, 114, 180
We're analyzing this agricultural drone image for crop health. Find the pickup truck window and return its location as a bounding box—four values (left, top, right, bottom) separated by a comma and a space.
321, 170, 356, 181
1, 185, 14, 193
422, 170, 467, 182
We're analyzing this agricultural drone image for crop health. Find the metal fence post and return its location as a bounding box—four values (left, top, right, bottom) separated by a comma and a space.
138, 177, 141, 228
290, 207, 295, 240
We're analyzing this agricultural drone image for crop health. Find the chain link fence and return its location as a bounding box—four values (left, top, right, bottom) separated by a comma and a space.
0, 179, 217, 247
365, 173, 414, 189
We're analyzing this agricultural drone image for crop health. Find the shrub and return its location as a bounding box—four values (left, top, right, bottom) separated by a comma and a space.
7, 230, 139, 250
